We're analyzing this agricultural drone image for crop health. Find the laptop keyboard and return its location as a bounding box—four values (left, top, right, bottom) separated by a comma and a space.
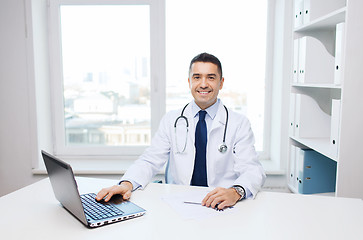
81, 193, 124, 220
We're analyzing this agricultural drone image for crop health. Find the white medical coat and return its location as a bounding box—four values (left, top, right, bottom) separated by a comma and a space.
121, 100, 266, 198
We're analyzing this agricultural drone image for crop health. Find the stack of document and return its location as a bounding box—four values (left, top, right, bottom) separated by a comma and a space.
161, 189, 235, 220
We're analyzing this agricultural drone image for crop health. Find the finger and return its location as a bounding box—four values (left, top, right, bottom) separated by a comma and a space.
96, 188, 110, 201
201, 195, 210, 206
203, 194, 213, 207
217, 200, 229, 209
123, 190, 131, 200
202, 193, 211, 206
103, 185, 121, 202
205, 192, 220, 207
205, 189, 225, 207
202, 189, 217, 205
210, 196, 223, 209
104, 191, 115, 202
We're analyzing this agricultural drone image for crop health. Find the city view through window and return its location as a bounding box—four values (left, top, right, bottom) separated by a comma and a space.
60, 1, 267, 152
61, 5, 151, 146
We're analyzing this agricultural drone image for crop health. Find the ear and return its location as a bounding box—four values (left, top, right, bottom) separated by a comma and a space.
219, 77, 225, 90
188, 78, 191, 89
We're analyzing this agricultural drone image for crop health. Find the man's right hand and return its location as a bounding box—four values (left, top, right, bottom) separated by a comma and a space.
95, 181, 133, 202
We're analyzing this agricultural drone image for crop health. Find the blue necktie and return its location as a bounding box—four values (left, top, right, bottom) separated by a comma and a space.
191, 110, 208, 187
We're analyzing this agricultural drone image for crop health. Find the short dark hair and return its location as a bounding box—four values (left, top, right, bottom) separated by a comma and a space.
189, 52, 223, 79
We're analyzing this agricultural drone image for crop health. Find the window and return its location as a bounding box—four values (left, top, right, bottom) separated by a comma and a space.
165, 0, 268, 153
61, 5, 151, 147
50, 0, 164, 156
50, 0, 271, 158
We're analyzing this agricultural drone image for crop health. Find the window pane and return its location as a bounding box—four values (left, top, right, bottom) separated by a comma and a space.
166, 0, 267, 151
60, 5, 151, 146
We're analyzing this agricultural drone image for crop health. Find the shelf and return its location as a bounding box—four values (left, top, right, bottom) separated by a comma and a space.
294, 7, 346, 32
290, 136, 337, 162
287, 184, 335, 197
291, 83, 342, 89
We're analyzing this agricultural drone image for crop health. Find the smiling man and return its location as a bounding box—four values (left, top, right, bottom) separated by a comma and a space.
97, 53, 266, 210
188, 57, 224, 110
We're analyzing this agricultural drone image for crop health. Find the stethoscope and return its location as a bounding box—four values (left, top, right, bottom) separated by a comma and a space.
174, 103, 229, 154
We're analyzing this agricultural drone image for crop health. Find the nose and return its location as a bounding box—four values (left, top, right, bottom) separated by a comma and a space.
200, 77, 208, 88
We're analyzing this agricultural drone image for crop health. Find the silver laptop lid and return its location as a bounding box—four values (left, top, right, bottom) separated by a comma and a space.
41, 150, 88, 225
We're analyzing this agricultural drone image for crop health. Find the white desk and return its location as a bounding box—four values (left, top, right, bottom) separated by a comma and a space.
1, 177, 363, 240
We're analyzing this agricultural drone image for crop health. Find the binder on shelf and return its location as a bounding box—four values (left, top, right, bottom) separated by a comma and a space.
289, 93, 296, 136
294, 0, 304, 28
298, 36, 335, 84
292, 39, 299, 83
303, 0, 346, 25
297, 149, 337, 194
294, 94, 331, 138
334, 22, 345, 85
330, 99, 341, 158
289, 145, 298, 190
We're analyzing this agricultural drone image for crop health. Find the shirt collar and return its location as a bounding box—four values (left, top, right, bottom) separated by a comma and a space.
191, 99, 220, 120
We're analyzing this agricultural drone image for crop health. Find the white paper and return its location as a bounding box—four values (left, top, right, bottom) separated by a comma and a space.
161, 190, 235, 220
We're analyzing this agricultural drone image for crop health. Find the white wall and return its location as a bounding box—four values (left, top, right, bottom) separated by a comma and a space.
0, 0, 44, 196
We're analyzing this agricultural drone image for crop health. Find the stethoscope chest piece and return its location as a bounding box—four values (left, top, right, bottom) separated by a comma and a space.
218, 143, 228, 153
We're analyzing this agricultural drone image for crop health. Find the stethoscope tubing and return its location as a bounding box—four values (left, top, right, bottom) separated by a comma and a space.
221, 105, 228, 145
174, 103, 228, 153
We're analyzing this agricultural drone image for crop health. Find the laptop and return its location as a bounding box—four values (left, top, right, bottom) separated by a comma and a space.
41, 150, 146, 228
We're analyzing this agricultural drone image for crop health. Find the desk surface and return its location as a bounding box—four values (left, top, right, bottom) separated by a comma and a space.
1, 177, 363, 240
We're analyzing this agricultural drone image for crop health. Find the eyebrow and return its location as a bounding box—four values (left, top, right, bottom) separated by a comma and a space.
192, 73, 217, 77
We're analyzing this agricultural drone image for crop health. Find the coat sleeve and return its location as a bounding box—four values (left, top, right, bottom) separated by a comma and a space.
232, 117, 266, 198
121, 113, 172, 189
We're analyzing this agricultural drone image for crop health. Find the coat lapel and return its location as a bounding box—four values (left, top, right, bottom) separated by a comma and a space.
209, 102, 227, 135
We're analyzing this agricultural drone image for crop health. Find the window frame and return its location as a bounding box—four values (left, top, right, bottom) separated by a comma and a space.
48, 0, 273, 160
49, 0, 165, 157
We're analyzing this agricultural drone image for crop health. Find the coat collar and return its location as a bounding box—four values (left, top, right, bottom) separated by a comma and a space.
190, 99, 220, 121
210, 100, 227, 133
184, 99, 227, 133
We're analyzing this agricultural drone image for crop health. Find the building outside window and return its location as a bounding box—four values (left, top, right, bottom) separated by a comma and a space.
49, 0, 270, 158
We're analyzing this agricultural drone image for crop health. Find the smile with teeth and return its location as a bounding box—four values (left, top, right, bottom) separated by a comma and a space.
197, 90, 211, 95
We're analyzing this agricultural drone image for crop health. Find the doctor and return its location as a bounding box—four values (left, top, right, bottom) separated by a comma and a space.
96, 53, 266, 209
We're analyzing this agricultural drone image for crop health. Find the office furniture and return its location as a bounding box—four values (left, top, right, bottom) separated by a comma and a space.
1, 177, 363, 240
296, 149, 337, 194
288, 0, 363, 198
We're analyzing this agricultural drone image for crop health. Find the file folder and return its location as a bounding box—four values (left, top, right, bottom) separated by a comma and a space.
292, 39, 299, 83
334, 22, 345, 85
293, 94, 331, 138
289, 145, 298, 190
289, 93, 296, 136
294, 0, 304, 28
330, 99, 341, 158
298, 36, 334, 84
297, 149, 337, 194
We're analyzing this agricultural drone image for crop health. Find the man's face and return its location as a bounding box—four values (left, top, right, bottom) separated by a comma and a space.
188, 61, 224, 110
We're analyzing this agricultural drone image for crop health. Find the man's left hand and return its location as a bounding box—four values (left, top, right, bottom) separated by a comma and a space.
201, 187, 240, 210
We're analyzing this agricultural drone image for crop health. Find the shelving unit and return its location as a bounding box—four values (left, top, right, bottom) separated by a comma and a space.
291, 83, 341, 89
294, 7, 346, 32
288, 0, 363, 198
290, 136, 336, 161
